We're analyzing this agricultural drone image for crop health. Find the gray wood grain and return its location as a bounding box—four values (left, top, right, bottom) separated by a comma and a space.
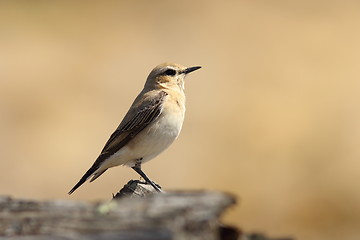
0, 181, 235, 240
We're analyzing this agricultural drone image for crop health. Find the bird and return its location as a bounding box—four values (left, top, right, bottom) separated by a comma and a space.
68, 63, 201, 194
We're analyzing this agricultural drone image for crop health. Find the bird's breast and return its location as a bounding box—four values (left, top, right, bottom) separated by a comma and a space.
155, 91, 185, 139
145, 102, 185, 148
123, 98, 185, 165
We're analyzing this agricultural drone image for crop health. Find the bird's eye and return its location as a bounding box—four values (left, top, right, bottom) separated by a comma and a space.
164, 69, 176, 76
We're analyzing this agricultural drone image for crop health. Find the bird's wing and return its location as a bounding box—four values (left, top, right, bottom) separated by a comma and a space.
68, 90, 168, 194
100, 90, 168, 156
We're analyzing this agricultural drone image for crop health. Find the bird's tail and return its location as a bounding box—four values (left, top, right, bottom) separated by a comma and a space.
68, 164, 106, 195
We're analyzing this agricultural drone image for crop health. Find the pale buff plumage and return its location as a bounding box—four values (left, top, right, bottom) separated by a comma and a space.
69, 63, 201, 194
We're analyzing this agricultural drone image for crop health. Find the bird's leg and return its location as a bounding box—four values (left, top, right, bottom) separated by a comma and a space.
132, 159, 162, 192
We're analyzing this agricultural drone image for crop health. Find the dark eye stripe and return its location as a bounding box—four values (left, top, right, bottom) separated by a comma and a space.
164, 69, 176, 76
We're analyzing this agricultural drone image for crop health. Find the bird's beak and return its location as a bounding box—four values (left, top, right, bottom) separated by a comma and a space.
183, 66, 202, 74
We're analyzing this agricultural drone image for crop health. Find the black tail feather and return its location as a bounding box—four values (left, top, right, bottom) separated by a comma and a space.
68, 165, 99, 195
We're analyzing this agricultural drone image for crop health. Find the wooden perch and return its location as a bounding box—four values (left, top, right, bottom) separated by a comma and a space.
0, 180, 293, 240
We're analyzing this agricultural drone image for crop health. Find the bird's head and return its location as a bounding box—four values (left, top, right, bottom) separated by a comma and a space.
145, 63, 201, 91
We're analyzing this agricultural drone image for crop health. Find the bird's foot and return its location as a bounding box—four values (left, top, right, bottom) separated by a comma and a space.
148, 180, 163, 192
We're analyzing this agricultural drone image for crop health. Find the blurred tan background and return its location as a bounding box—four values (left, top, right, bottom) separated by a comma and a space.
1, 1, 360, 239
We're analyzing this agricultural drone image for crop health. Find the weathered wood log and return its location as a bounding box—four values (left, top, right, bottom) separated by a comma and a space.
0, 182, 235, 240
0, 180, 293, 240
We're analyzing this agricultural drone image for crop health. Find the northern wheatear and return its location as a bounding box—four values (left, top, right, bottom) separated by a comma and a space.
68, 63, 201, 194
